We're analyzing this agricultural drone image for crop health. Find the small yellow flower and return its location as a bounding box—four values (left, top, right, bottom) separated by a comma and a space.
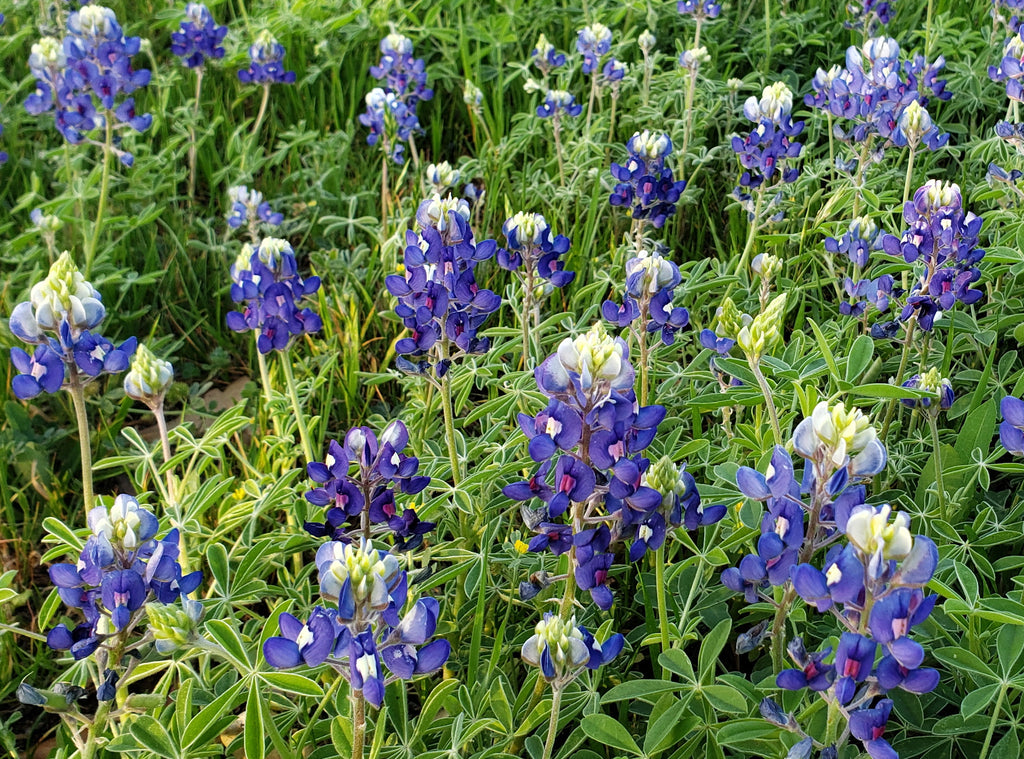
514, 539, 530, 554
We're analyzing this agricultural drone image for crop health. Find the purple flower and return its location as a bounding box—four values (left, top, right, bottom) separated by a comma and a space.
1001, 395, 1024, 454
10, 345, 65, 399
264, 607, 339, 668
537, 90, 583, 119
777, 637, 836, 691
848, 699, 898, 759
576, 23, 612, 75
834, 632, 876, 704
609, 132, 686, 229
238, 30, 296, 85
171, 4, 227, 68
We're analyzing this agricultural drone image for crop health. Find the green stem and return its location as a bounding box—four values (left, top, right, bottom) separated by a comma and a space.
585, 71, 598, 135
880, 317, 917, 440
642, 54, 651, 108
553, 117, 566, 187
680, 68, 699, 181
440, 369, 462, 486
541, 686, 564, 759
85, 112, 114, 278
654, 546, 671, 679
188, 67, 204, 205
280, 348, 316, 464
735, 188, 765, 277
748, 356, 783, 446
68, 372, 94, 513
924, 0, 935, 58
771, 586, 797, 672
638, 327, 651, 408
81, 700, 112, 759
522, 267, 536, 367
978, 684, 1007, 759
250, 83, 271, 145
826, 113, 836, 183
154, 399, 188, 574
927, 413, 948, 522
256, 348, 283, 437
351, 688, 366, 759
901, 146, 916, 212
763, 0, 772, 73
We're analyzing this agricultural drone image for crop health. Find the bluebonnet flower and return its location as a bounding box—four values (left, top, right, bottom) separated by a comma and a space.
238, 30, 296, 85
878, 180, 985, 332
7, 252, 136, 400
536, 90, 583, 119
25, 7, 152, 164
532, 33, 566, 75
498, 211, 575, 290
677, 1, 722, 18
123, 343, 173, 408
369, 33, 433, 118
900, 367, 953, 410
170, 4, 227, 68
47, 494, 202, 657
359, 87, 419, 165
226, 185, 284, 239
678, 46, 710, 71
303, 420, 432, 549
521, 612, 624, 686
576, 23, 612, 75
426, 161, 460, 195
733, 82, 804, 219
385, 195, 500, 377
264, 540, 450, 708
846, 0, 894, 34
805, 37, 950, 168
1000, 395, 1024, 455
602, 248, 690, 346
826, 216, 883, 269
610, 131, 687, 229
504, 323, 719, 607
990, 32, 1024, 102
225, 238, 322, 354
891, 100, 947, 151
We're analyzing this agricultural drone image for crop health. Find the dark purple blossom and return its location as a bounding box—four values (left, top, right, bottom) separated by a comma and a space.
170, 4, 227, 68
237, 30, 295, 85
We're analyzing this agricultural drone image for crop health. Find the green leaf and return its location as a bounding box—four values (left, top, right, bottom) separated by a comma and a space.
698, 619, 731, 683
580, 714, 642, 755
848, 383, 934, 400
932, 647, 997, 682
998, 625, 1024, 677
601, 679, 681, 703
715, 719, 779, 748
807, 319, 841, 384
207, 542, 230, 595
644, 698, 693, 755
244, 679, 266, 759
205, 619, 252, 669
961, 683, 1000, 718
261, 671, 324, 697
659, 649, 696, 682
845, 335, 874, 382
183, 681, 245, 749
701, 685, 748, 714
42, 517, 84, 555
953, 561, 980, 607
129, 715, 178, 759
991, 727, 1020, 759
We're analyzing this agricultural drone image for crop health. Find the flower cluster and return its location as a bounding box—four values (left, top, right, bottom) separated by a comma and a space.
536, 90, 582, 119
426, 161, 460, 195
576, 23, 612, 75
732, 83, 804, 219
900, 367, 953, 411
226, 237, 322, 353
123, 343, 174, 408
47, 494, 202, 660
805, 37, 949, 155
874, 180, 984, 332
385, 195, 501, 377
363, 34, 432, 163
610, 131, 687, 229
722, 401, 888, 602
521, 613, 624, 686
25, 6, 152, 164
360, 87, 419, 164
226, 185, 284, 238
170, 3, 227, 69
497, 212, 575, 289
505, 323, 722, 608
699, 293, 787, 362
826, 216, 883, 270
677, 1, 722, 19
304, 420, 433, 550
8, 252, 136, 400
845, 0, 893, 34
602, 248, 690, 346
263, 540, 450, 707
237, 30, 295, 85
532, 33, 566, 76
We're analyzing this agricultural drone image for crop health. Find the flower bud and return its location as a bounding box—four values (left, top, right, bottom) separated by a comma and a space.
463, 79, 483, 107
845, 504, 913, 561
556, 322, 624, 387
124, 343, 174, 405
638, 30, 656, 54
426, 161, 460, 190
713, 297, 747, 341
521, 612, 590, 681
146, 598, 203, 653
28, 251, 105, 332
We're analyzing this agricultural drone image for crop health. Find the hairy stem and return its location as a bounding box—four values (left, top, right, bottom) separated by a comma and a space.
440, 369, 462, 486
351, 688, 366, 759
748, 356, 783, 446
85, 111, 114, 278
880, 317, 917, 440
927, 413, 948, 522
68, 371, 94, 513
553, 116, 566, 187
541, 686, 564, 759
771, 586, 797, 672
188, 67, 204, 204
280, 347, 316, 464
654, 545, 672, 679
